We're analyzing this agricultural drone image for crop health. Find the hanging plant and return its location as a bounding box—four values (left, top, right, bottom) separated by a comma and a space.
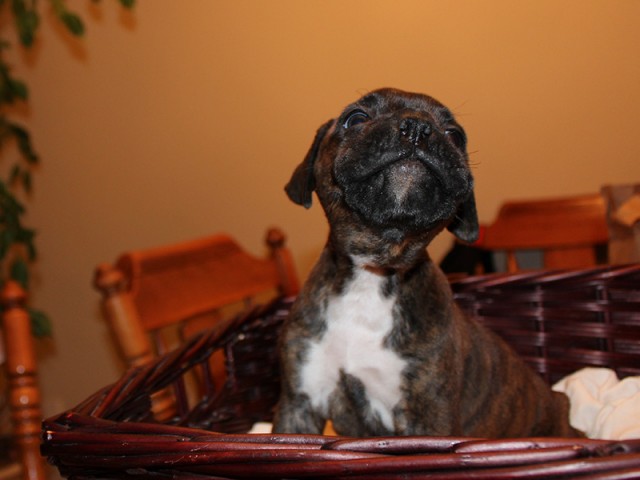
0, 0, 135, 337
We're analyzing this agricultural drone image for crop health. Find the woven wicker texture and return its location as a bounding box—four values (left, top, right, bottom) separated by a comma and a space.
452, 264, 640, 384
42, 265, 640, 479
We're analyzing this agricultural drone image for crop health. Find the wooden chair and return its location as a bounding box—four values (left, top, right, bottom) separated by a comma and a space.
479, 193, 609, 272
1, 282, 46, 480
93, 227, 299, 419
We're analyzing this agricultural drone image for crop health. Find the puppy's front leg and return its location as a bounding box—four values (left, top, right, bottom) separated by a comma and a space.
391, 356, 464, 437
272, 390, 325, 434
273, 324, 325, 434
392, 395, 459, 437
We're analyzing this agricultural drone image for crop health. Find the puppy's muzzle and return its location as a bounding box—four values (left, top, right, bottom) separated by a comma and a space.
333, 112, 472, 233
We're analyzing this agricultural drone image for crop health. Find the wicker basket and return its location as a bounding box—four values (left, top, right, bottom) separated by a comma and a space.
42, 265, 640, 479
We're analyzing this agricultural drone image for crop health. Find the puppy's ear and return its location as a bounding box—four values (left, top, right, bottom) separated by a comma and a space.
447, 193, 480, 244
285, 120, 333, 208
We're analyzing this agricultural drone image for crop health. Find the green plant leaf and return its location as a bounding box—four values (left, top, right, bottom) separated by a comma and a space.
61, 12, 85, 36
11, 0, 40, 47
29, 308, 52, 337
10, 256, 29, 288
17, 226, 36, 254
9, 122, 39, 165
119, 0, 135, 8
0, 230, 12, 260
21, 169, 32, 193
25, 240, 36, 260
2, 189, 26, 215
8, 77, 28, 100
9, 164, 21, 185
0, 64, 29, 104
50, 0, 85, 37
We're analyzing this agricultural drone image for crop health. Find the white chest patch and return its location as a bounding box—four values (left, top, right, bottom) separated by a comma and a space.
300, 264, 407, 430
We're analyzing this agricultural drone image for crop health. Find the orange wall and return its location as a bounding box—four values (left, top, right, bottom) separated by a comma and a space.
7, 0, 640, 414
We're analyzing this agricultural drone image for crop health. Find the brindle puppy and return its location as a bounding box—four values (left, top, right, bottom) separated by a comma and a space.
273, 88, 579, 438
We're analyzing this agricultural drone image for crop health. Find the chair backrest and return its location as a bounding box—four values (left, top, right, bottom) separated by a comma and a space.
1, 281, 46, 480
94, 227, 299, 366
94, 228, 299, 419
480, 193, 609, 272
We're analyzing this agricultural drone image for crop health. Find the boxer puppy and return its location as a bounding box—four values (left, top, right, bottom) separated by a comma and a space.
273, 88, 578, 438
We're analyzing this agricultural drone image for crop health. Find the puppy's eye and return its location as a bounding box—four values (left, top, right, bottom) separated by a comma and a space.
343, 110, 370, 129
445, 128, 466, 149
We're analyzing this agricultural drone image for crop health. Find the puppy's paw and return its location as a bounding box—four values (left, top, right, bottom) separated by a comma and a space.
272, 396, 325, 434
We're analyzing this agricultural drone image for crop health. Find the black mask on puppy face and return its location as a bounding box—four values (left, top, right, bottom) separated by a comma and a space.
285, 88, 479, 244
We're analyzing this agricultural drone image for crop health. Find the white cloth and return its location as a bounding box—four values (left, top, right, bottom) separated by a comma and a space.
553, 367, 640, 440
248, 422, 273, 434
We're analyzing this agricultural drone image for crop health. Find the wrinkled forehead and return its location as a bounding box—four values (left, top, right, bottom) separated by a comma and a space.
347, 88, 456, 124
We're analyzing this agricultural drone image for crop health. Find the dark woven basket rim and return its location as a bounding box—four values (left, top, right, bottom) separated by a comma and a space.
451, 264, 640, 290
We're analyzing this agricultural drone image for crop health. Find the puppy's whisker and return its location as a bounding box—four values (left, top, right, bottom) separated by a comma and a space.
451, 99, 470, 116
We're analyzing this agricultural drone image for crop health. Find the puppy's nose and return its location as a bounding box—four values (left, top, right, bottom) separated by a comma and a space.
399, 117, 432, 146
